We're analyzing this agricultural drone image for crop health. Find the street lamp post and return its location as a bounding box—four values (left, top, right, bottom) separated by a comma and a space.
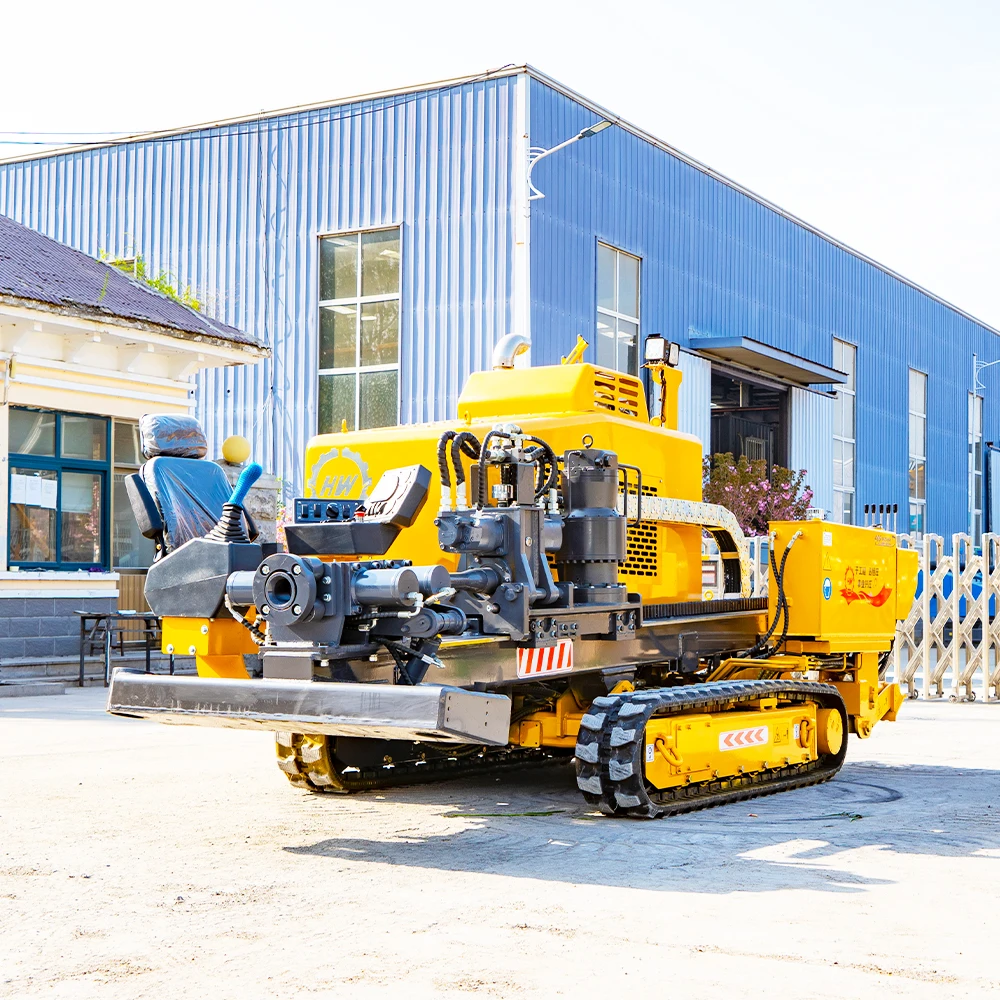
974, 352, 1000, 394
512, 116, 614, 352
526, 119, 614, 201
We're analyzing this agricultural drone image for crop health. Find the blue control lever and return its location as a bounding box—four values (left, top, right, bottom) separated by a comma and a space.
227, 462, 263, 507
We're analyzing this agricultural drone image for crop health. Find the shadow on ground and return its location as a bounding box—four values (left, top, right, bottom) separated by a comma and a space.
283, 760, 1000, 894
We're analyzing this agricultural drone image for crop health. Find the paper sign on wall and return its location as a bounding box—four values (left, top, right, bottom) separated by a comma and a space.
9, 474, 26, 505
40, 480, 57, 510
24, 477, 42, 507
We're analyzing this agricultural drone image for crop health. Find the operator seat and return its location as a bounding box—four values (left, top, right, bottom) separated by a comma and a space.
125, 414, 258, 560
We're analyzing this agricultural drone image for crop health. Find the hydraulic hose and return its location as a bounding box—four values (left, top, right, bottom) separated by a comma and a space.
471, 429, 557, 507
437, 431, 457, 489
450, 432, 481, 508
437, 431, 457, 509
763, 540, 793, 656
523, 435, 558, 499
744, 530, 800, 658
769, 547, 796, 656
476, 429, 508, 508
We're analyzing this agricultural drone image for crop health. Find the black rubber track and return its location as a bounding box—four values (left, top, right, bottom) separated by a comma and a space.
574, 680, 849, 819
278, 733, 573, 793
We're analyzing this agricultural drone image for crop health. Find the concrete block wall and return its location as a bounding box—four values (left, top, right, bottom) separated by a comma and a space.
0, 596, 115, 664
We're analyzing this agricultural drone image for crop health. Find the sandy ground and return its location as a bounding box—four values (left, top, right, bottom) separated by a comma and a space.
1, 687, 998, 1000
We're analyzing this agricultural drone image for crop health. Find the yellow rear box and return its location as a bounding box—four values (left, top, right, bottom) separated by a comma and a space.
770, 521, 917, 651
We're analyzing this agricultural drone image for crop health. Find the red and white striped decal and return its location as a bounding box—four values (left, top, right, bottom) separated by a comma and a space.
719, 726, 768, 751
517, 639, 574, 678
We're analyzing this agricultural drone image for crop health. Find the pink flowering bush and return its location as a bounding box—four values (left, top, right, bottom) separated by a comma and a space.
702, 453, 814, 536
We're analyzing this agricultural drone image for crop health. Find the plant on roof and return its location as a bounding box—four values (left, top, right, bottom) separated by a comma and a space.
703, 453, 814, 536
100, 252, 201, 311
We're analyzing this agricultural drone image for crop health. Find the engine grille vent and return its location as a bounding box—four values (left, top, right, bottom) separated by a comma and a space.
593, 369, 644, 420
621, 484, 660, 579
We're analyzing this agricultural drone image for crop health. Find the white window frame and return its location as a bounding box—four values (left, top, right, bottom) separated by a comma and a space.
317, 226, 401, 432
596, 242, 641, 375
832, 339, 856, 524
111, 418, 155, 570
908, 368, 927, 536
969, 392, 983, 543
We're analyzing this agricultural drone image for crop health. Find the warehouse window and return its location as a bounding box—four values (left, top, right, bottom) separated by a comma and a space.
596, 243, 640, 375
8, 408, 109, 570
908, 369, 927, 535
318, 228, 401, 432
112, 420, 155, 569
969, 393, 984, 543
832, 339, 856, 524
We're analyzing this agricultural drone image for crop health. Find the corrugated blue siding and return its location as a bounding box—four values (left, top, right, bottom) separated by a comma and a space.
676, 349, 711, 456
789, 387, 834, 514
528, 78, 1000, 538
0, 77, 518, 495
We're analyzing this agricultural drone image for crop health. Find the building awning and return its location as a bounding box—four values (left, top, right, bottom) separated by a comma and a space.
687, 334, 846, 386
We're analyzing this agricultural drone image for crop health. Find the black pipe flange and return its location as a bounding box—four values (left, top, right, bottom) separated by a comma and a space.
253, 553, 325, 625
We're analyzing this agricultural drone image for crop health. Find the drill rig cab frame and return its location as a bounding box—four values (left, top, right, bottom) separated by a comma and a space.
109, 337, 917, 818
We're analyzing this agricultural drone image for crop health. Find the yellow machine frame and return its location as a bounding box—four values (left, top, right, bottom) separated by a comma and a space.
145, 347, 918, 815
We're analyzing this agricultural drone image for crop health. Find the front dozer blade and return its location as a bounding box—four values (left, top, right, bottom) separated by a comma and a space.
107, 670, 511, 745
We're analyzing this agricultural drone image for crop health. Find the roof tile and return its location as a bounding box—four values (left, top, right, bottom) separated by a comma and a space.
0, 212, 265, 351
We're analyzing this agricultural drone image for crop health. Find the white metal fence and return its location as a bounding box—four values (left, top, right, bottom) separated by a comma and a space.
892, 533, 1000, 702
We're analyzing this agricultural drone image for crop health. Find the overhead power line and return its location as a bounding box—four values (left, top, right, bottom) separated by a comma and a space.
0, 66, 519, 153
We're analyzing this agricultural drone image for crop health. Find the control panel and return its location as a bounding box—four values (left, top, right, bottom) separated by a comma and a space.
294, 498, 362, 523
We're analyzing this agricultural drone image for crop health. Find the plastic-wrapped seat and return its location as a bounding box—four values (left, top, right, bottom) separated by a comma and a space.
125, 414, 257, 557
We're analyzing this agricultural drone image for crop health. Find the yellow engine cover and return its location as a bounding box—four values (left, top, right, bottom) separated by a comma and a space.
304, 363, 705, 604
769, 521, 919, 651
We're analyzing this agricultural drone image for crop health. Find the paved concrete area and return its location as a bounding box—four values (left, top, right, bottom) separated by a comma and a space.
1, 688, 998, 999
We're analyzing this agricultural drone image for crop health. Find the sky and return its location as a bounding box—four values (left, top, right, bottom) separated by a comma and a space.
2, 0, 999, 327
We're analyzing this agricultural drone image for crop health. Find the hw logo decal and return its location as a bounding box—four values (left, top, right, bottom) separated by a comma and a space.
306, 446, 371, 500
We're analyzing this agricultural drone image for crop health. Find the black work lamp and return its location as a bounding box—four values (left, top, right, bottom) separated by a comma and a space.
644, 335, 680, 367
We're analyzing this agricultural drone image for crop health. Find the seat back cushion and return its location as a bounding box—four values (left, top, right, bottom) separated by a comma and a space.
139, 414, 208, 459
140, 456, 233, 550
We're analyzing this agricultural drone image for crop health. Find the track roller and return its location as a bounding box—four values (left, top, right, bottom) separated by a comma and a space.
276, 733, 572, 792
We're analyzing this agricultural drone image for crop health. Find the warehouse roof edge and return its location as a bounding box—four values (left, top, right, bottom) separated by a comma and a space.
1, 63, 995, 340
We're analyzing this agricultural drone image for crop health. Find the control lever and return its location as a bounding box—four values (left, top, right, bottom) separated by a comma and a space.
208, 463, 263, 542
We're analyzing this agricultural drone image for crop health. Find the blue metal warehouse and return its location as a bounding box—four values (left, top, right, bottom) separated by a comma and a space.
1, 64, 994, 551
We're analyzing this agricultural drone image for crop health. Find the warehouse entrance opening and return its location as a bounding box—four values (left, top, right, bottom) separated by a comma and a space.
710, 370, 788, 471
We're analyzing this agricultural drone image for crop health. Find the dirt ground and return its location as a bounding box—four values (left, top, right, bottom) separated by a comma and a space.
1, 687, 998, 1000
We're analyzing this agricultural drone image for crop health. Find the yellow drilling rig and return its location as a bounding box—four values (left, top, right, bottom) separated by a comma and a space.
111, 334, 916, 818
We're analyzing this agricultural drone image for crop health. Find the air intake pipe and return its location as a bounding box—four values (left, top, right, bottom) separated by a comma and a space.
491, 333, 530, 370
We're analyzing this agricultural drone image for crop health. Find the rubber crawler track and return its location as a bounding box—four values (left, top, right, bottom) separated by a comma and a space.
574, 680, 849, 819
275, 732, 572, 793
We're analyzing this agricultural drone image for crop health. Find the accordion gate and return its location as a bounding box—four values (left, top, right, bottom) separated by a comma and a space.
892, 532, 1000, 701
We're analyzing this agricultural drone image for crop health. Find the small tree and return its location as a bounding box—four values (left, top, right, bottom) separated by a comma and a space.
703, 453, 814, 536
